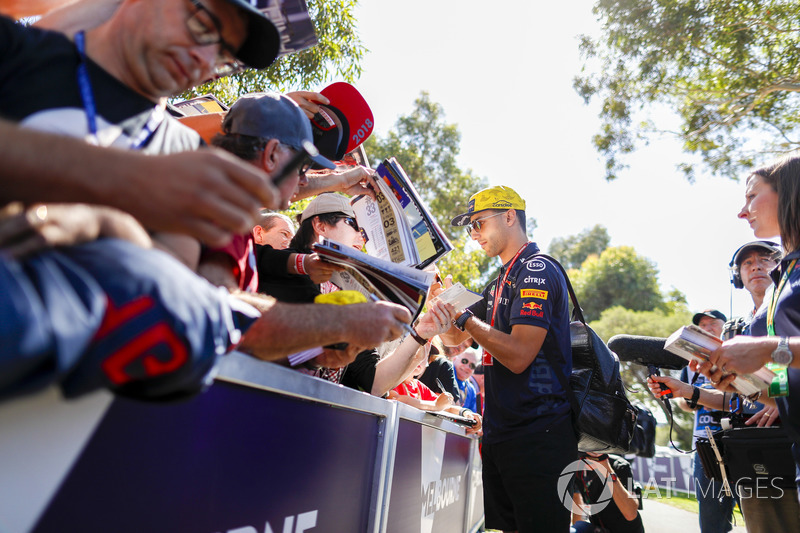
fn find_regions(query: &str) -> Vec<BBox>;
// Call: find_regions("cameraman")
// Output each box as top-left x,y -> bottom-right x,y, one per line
571,453 -> 643,533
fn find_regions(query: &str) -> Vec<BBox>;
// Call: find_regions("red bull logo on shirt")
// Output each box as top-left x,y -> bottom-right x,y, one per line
520,301 -> 544,317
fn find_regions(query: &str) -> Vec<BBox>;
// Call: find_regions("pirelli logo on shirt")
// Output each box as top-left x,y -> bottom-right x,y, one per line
520,289 -> 548,300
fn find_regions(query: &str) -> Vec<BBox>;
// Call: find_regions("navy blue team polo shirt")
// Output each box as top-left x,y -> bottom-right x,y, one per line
750,249 -> 800,482
467,242 -> 572,445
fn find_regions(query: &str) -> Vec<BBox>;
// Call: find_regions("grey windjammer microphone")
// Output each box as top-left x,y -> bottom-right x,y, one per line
608,335 -> 688,370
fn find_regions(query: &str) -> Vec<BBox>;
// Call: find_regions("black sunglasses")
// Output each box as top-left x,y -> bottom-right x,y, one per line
461,358 -> 476,370
272,141 -> 318,187
337,216 -> 360,232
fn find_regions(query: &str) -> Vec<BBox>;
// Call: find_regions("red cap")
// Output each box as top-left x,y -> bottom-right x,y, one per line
311,82 -> 374,161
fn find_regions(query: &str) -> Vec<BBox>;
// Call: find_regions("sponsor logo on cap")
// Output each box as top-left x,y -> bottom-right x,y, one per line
467,199 -> 475,213
521,289 -> 548,300
522,302 -> 543,311
492,200 -> 512,208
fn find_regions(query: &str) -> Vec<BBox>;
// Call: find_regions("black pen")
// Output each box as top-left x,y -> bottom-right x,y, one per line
435,378 -> 446,394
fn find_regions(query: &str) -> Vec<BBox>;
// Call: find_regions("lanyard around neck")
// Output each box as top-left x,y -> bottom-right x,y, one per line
74,31 -> 98,144
74,31 -> 164,150
489,242 -> 531,328
767,259 -> 797,336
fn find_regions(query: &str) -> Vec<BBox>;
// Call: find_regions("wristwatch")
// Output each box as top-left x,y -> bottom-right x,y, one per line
453,309 -> 474,332
609,472 -> 618,483
771,337 -> 793,366
687,386 -> 701,409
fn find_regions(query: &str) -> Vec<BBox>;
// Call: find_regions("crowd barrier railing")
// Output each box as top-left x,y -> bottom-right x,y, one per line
0,352 -> 484,533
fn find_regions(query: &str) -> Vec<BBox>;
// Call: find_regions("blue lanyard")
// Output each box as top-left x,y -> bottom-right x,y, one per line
74,31 -> 164,149
74,31 -> 98,143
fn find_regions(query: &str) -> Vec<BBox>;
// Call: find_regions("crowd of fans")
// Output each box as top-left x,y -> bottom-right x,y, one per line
0,0 -> 482,421
5,2 -> 800,533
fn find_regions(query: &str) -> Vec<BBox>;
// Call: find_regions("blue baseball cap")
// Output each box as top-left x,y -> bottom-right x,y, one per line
222,92 -> 335,169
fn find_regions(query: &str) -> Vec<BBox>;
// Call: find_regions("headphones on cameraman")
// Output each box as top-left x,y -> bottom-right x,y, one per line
729,240 -> 780,289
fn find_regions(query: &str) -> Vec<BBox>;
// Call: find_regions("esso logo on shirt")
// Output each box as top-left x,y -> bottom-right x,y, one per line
525,259 -> 546,272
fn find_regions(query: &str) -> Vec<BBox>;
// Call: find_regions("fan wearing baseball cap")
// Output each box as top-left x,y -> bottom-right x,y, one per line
256,193 -> 359,303
692,309 -> 728,338
198,92 -> 335,292
442,185 -> 576,533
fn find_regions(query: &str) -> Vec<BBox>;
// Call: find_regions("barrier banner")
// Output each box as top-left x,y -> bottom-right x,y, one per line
631,454 -> 695,494
30,382 -> 381,533
387,420 -> 472,533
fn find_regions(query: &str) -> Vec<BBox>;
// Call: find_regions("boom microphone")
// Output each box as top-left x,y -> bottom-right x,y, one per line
607,335 -> 687,370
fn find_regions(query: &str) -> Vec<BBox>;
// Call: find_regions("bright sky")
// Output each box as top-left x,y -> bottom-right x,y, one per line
332,0 -> 769,320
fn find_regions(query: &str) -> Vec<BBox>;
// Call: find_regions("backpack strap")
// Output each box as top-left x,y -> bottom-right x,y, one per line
531,253 -> 581,415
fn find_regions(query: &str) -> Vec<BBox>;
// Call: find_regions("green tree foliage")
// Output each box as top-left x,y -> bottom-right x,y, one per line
590,305 -> 695,448
548,224 -> 611,270
179,0 -> 366,102
570,245 -> 665,321
576,0 -> 800,180
590,305 -> 692,342
365,93 -> 490,240
365,92 -> 507,292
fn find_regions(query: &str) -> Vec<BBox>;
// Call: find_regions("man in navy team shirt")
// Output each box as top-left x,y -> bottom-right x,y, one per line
441,186 -> 576,533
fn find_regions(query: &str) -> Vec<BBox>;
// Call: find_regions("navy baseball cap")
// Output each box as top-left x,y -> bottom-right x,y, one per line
224,0 -> 281,69
222,92 -> 335,169
692,309 -> 727,325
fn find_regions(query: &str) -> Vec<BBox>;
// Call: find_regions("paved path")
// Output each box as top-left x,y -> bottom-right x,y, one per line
640,499 -> 747,533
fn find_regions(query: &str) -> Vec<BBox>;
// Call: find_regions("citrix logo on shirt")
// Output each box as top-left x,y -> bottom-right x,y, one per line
523,276 -> 546,285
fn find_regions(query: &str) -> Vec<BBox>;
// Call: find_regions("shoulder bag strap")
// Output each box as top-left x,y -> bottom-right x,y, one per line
530,253 -> 582,414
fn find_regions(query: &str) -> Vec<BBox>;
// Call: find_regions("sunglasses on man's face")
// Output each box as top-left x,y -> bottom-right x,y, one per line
461,358 -> 476,370
465,211 -> 505,235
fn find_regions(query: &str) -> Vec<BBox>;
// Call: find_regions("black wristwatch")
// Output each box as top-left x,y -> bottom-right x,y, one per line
453,309 -> 474,331
687,386 -> 700,409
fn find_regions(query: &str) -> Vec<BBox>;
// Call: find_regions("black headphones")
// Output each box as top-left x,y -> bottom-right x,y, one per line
729,240 -> 780,289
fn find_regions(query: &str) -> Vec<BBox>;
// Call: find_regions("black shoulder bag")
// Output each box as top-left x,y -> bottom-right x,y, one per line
535,254 -> 638,454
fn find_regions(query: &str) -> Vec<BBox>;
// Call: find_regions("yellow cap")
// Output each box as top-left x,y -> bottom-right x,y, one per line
450,186 -> 526,226
314,290 -> 368,305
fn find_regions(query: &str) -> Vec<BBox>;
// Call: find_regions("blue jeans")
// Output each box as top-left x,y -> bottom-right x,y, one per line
694,455 -> 735,533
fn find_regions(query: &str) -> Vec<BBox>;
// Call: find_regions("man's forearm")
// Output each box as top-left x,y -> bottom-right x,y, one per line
238,301 -> 353,360
609,475 -> 640,521
293,173 -> 342,201
372,335 -> 426,396
0,120 -> 119,205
